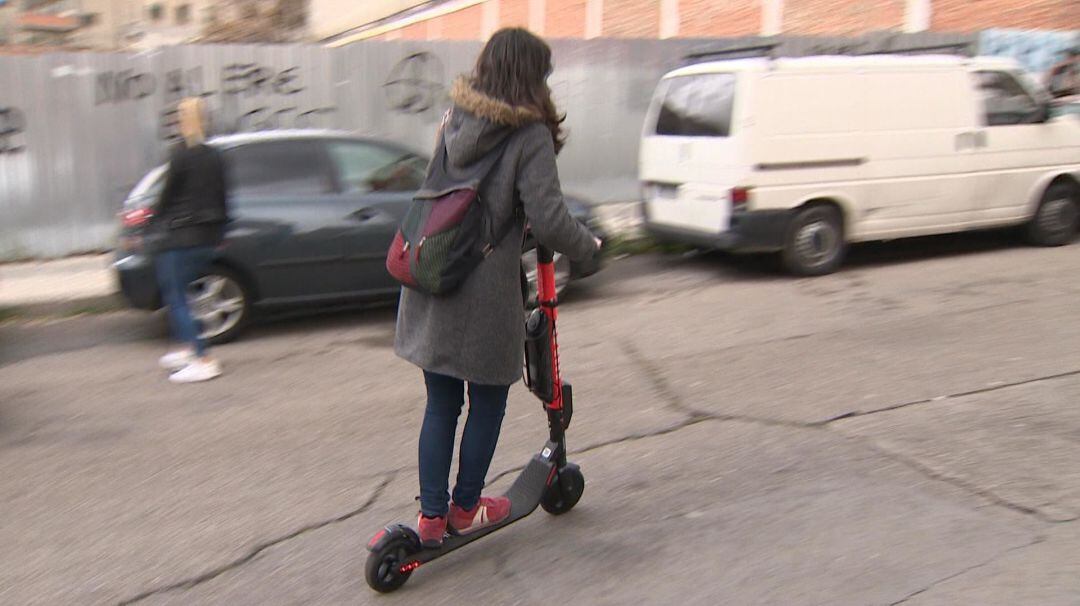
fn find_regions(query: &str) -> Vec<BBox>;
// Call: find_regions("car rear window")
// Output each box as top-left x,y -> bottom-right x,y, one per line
654,73 -> 737,137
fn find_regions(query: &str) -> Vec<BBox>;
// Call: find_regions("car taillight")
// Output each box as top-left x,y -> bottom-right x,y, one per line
121,207 -> 153,228
731,187 -> 751,212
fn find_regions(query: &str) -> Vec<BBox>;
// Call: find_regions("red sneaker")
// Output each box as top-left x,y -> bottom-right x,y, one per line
416,514 -> 447,548
448,496 -> 511,534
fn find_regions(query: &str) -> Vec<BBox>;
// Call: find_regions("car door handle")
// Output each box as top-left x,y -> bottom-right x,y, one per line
349,207 -> 379,222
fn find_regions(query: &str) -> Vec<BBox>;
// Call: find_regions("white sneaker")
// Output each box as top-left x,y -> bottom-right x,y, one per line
169,359 -> 222,384
159,350 -> 195,371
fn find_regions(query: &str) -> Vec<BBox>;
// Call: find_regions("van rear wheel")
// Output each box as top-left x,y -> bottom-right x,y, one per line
1026,183 -> 1080,247
782,205 -> 845,276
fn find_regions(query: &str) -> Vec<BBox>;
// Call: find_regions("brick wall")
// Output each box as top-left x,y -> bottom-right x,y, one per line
679,0 -> 761,37
371,0 -> 1078,42
440,3 -> 483,38
546,0 -> 588,38
500,0 -> 532,28
603,0 -> 660,37
400,21 -> 426,40
932,0 -> 1080,32
783,0 -> 905,35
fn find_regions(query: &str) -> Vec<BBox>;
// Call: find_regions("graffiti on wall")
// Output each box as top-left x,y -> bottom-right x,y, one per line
384,52 -> 446,114
95,70 -> 157,104
93,63 -> 336,141
221,63 -> 305,96
0,106 -> 25,155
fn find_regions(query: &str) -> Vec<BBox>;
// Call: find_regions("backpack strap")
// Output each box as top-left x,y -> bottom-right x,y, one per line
474,137 -> 521,256
481,204 -> 523,257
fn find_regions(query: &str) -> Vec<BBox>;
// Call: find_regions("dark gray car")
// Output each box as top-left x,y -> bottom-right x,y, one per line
114,130 -> 605,343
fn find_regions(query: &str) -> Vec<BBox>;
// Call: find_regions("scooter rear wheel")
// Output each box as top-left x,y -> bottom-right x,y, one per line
365,535 -> 417,593
541,464 -> 585,515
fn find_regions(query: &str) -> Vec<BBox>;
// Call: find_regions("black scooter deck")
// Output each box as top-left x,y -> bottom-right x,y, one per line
408,451 -> 556,565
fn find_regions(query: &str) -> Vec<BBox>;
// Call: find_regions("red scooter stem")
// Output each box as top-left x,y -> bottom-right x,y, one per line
534,244 -> 563,411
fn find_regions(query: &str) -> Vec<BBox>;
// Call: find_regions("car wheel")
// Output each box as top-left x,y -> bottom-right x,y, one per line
782,205 -> 845,276
1026,182 -> 1080,247
187,266 -> 251,345
521,246 -> 572,306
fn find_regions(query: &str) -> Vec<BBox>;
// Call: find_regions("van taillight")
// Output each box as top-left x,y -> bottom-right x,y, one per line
731,187 -> 751,211
121,207 -> 153,228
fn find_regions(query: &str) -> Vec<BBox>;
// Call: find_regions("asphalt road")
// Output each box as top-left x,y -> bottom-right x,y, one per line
2,231 -> 1079,605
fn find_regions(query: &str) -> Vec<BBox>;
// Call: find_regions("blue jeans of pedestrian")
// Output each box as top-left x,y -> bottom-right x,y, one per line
418,371 -> 510,518
156,246 -> 215,357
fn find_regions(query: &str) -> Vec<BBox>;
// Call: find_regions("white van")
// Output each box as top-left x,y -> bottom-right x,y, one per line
639,55 -> 1080,275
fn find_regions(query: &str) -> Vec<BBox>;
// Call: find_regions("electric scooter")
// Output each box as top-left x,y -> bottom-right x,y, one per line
364,244 -> 584,593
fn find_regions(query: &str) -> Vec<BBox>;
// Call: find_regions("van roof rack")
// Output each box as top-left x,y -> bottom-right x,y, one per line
855,42 -> 974,56
683,42 -> 780,63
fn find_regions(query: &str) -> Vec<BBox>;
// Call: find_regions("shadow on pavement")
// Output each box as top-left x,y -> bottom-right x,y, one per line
682,227 -> 1027,279
246,303 -> 398,343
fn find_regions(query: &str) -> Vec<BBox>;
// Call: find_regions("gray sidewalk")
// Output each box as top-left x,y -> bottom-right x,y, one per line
0,253 -> 119,316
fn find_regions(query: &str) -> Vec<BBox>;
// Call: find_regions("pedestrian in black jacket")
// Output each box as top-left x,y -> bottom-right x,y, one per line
152,97 -> 229,383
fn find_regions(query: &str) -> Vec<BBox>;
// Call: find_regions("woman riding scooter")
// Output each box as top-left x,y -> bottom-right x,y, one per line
394,28 -> 601,547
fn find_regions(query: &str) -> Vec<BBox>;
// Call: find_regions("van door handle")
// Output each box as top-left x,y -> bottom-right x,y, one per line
956,131 -> 988,151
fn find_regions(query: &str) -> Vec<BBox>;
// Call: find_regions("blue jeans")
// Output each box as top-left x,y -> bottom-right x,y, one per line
156,246 -> 215,357
419,371 -> 510,518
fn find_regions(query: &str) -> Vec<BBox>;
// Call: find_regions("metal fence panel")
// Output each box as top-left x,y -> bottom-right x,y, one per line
0,30 -> 1069,259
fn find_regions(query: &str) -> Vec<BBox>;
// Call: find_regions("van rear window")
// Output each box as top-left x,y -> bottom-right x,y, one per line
654,74 -> 736,137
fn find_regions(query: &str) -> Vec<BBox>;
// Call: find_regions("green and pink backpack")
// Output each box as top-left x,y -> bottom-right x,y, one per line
385,144 -> 516,295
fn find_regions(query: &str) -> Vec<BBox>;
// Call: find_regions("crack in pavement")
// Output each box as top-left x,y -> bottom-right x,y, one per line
859,439 -> 1079,525
484,416 -> 721,487
821,368 -> 1080,425
486,412 -> 813,488
621,339 -> 716,421
483,337 -> 817,488
888,535 -> 1046,605
114,351 -> 1080,604
618,344 -> 1080,524
115,473 -> 395,606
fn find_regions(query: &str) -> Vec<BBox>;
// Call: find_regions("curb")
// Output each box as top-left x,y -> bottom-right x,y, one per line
0,293 -> 126,322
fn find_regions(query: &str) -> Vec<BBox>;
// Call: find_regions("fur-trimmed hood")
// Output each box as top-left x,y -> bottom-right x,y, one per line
449,77 -> 542,127
443,77 -> 542,168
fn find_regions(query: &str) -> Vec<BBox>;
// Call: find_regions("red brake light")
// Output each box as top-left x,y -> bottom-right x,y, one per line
731,187 -> 751,210
122,207 -> 153,228
367,529 -> 387,550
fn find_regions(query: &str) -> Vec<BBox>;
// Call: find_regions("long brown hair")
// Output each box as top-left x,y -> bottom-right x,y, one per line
472,28 -> 566,153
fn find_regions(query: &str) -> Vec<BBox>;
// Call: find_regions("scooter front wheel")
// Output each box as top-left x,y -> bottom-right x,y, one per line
541,463 -> 585,515
365,529 -> 419,593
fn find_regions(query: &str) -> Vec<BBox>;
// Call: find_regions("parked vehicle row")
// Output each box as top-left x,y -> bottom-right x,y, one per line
116,53 -> 1080,343
640,54 -> 1080,275
115,131 -> 605,343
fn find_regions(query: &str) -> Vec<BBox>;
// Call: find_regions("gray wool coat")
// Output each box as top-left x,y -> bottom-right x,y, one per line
394,79 -> 597,385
